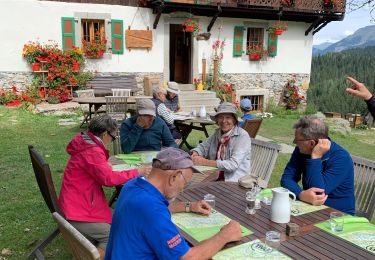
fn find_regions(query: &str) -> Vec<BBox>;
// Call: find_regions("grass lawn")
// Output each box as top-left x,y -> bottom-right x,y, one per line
0,107 -> 374,259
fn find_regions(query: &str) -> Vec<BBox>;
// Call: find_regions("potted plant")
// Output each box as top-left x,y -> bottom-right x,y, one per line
65,46 -> 84,72
22,42 -> 43,71
217,82 -> 237,104
193,78 -> 204,91
82,32 -> 107,59
269,22 -> 288,35
283,79 -> 305,109
182,19 -> 200,35
247,44 -> 268,61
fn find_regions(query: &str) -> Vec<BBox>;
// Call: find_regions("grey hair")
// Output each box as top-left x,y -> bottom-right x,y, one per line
293,116 -> 328,139
152,86 -> 167,98
88,114 -> 118,137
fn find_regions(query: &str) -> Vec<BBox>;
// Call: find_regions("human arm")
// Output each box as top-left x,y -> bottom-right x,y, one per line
180,220 -> 242,260
280,148 -> 303,197
157,103 -> 175,125
191,131 -> 217,158
84,148 -> 138,186
120,119 -> 143,154
160,119 -> 178,148
169,200 -> 211,216
346,76 -> 375,118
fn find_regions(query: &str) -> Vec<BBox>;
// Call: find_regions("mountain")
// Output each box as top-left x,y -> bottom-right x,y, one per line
313,25 -> 375,56
312,42 -> 333,56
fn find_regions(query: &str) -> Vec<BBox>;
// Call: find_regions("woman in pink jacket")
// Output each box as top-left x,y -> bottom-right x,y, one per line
59,115 -> 148,258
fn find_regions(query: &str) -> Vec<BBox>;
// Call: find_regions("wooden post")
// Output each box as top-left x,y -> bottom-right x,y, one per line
202,58 -> 206,85
213,58 -> 219,92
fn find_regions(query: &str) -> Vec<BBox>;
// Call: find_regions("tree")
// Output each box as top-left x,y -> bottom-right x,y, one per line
347,0 -> 375,21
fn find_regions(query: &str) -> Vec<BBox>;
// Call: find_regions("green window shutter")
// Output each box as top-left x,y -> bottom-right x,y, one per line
111,19 -> 124,54
233,26 -> 244,57
61,17 -> 75,50
268,33 -> 278,57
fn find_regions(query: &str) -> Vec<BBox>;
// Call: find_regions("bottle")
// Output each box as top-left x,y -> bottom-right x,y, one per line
199,106 -> 207,118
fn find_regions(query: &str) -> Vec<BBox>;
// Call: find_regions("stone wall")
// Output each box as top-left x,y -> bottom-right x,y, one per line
0,71 -> 163,94
220,73 -> 310,106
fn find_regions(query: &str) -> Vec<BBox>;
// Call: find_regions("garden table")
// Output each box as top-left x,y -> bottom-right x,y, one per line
175,181 -> 374,259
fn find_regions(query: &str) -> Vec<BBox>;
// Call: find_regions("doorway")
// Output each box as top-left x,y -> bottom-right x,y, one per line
169,24 -> 192,83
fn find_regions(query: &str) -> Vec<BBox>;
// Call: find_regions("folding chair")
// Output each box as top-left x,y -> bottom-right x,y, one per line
112,88 -> 131,97
27,145 -> 63,260
52,212 -> 100,260
242,118 -> 263,138
105,96 -> 128,122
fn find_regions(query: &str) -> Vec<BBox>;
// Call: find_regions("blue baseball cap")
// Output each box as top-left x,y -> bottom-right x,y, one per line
240,98 -> 252,111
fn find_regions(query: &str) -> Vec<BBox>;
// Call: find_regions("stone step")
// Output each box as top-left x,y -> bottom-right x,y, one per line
179,98 -> 220,107
177,84 -> 195,91
179,90 -> 217,99
181,105 -> 218,113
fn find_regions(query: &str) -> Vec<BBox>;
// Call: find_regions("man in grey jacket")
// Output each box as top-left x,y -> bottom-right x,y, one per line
191,102 -> 251,182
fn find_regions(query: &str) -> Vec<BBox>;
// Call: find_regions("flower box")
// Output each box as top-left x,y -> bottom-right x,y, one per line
249,54 -> 261,61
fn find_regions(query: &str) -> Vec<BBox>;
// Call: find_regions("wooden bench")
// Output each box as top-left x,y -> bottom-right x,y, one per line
87,75 -> 141,97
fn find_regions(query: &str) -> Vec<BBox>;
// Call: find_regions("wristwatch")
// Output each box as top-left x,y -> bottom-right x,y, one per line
185,201 -> 191,213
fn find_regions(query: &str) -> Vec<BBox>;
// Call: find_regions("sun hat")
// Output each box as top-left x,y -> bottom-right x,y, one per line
152,147 -> 199,173
210,102 -> 238,121
166,82 -> 180,94
137,99 -> 156,117
240,98 -> 252,111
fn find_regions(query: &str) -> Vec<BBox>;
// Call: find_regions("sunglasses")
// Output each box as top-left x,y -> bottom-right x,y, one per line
108,131 -> 117,141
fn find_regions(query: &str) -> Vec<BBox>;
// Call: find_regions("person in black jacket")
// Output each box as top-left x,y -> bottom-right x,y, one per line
346,76 -> 375,118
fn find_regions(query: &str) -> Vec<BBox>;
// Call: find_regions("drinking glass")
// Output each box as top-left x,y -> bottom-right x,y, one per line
265,231 -> 281,249
253,186 -> 261,209
330,212 -> 344,232
203,194 -> 215,211
245,191 -> 256,214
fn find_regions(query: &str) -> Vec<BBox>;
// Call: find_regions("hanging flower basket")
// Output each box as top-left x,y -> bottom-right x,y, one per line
32,63 -> 40,72
269,22 -> 288,36
184,25 -> 195,33
182,19 -> 200,35
274,29 -> 284,35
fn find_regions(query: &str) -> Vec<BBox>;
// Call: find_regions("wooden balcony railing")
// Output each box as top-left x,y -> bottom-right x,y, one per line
160,0 -> 346,13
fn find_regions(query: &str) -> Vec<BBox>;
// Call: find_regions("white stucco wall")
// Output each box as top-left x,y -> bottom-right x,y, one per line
0,0 -> 313,76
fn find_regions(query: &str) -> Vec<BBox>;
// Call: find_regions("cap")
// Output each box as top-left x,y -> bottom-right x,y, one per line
152,147 -> 199,173
240,98 -> 252,111
166,82 -> 180,94
137,99 -> 156,117
210,102 -> 238,121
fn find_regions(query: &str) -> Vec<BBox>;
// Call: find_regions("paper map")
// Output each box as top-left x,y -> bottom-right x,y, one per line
260,189 -> 327,216
315,216 -> 375,254
172,211 -> 252,242
112,164 -> 137,171
213,239 -> 291,260
193,165 -> 218,173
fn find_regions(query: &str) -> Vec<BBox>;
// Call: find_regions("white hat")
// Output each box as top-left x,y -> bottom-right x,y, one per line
166,82 -> 180,94
137,99 -> 156,117
210,102 -> 238,121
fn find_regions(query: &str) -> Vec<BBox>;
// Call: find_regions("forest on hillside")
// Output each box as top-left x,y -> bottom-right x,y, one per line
308,46 -> 375,115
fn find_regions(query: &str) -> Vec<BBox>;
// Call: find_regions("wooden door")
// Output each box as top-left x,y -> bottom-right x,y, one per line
170,24 -> 192,84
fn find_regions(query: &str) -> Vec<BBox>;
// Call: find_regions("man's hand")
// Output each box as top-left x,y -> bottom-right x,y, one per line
191,200 -> 211,216
219,220 -> 242,242
299,188 -> 328,206
137,166 -> 152,177
311,139 -> 331,159
136,115 -> 152,129
346,77 -> 373,101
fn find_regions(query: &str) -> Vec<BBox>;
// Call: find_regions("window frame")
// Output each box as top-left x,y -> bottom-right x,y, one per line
241,95 -> 264,113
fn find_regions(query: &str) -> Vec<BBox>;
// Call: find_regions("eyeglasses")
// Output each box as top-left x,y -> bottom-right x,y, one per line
108,132 -> 117,141
179,172 -> 190,186
293,138 -> 317,144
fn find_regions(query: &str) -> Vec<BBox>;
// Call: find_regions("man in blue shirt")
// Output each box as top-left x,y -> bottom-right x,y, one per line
120,99 -> 177,153
105,147 -> 242,260
281,116 -> 355,215
239,98 -> 256,128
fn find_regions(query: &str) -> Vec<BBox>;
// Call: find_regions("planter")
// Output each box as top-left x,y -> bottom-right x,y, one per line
73,63 -> 80,72
32,63 -> 40,72
274,29 -> 284,35
249,54 -> 262,61
184,25 -> 195,33
286,104 -> 297,110
196,83 -> 204,91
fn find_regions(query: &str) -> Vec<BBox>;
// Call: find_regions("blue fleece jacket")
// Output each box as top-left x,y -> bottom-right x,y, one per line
120,116 -> 177,154
281,141 -> 355,215
239,113 -> 257,128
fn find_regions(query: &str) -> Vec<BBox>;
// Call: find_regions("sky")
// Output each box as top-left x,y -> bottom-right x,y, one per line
313,6 -> 374,45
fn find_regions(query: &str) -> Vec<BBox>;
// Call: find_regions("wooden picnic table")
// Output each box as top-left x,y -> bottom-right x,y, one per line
174,117 -> 216,149
176,181 -> 374,259
73,96 -> 152,120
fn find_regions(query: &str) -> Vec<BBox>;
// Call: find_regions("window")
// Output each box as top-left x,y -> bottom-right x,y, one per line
81,19 -> 105,42
241,95 -> 264,112
246,28 -> 264,53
